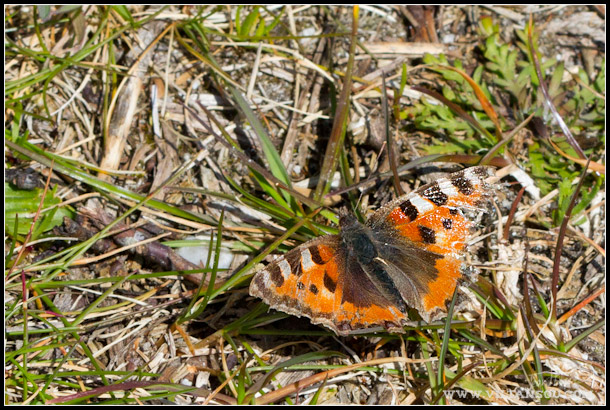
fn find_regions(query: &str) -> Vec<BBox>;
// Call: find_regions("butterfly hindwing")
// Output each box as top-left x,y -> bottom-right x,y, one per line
250,235 -> 409,335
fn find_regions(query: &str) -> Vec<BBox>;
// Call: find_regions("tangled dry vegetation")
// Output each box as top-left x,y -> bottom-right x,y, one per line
5,5 -> 605,405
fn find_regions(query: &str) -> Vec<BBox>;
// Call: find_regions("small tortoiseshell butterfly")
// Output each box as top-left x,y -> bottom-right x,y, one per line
249,167 -> 495,336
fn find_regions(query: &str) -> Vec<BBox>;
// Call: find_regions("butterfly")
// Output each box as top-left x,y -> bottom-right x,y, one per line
249,167 -> 495,336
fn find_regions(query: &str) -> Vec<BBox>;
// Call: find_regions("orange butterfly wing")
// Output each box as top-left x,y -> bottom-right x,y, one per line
249,235 -> 409,336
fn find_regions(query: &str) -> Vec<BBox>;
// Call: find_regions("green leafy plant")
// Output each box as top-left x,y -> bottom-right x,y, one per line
403,17 -> 604,227
235,6 -> 282,39
5,182 -> 74,238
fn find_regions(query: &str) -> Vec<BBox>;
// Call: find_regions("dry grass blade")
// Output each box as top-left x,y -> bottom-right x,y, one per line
381,72 -> 404,196
550,157 -> 592,320
503,186 -> 526,242
254,356 -> 432,405
526,16 -> 587,160
100,22 -> 173,179
313,6 -> 359,202
557,286 -> 606,326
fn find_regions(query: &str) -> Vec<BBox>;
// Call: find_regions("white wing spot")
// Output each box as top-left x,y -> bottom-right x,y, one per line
464,167 -> 483,186
278,259 -> 291,278
438,178 -> 459,198
301,248 -> 315,271
410,194 -> 435,214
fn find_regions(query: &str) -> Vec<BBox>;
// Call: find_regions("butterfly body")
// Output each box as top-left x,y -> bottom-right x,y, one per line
249,167 -> 495,336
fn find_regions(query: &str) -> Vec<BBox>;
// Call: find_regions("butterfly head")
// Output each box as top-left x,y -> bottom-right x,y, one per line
338,208 -> 358,229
